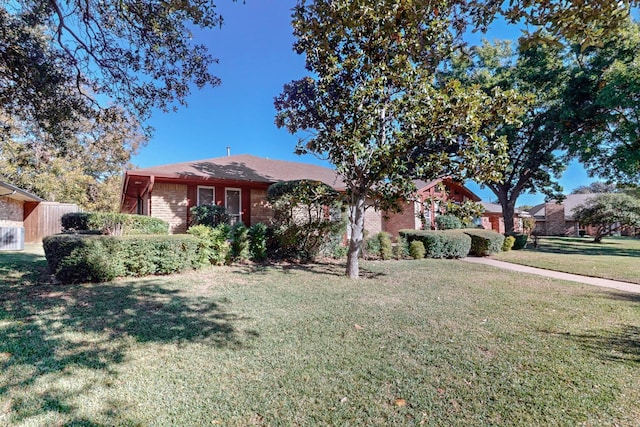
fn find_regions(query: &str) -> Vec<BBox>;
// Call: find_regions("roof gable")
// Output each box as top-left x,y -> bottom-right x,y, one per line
414,178 -> 481,202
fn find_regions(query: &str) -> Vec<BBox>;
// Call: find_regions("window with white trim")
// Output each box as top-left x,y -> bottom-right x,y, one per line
197,186 -> 215,206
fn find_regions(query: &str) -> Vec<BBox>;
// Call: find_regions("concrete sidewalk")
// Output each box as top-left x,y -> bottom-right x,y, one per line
463,257 -> 640,295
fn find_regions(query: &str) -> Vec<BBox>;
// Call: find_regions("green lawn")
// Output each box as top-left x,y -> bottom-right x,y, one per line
494,236 -> 640,284
1,246 -> 639,426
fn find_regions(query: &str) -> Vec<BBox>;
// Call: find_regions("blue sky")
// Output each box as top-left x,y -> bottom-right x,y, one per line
135,0 -> 595,207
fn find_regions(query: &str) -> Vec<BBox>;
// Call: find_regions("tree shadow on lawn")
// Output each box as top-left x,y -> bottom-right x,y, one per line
0,250 -> 47,285
0,274 -> 257,424
530,237 -> 640,258
231,260 -> 386,279
555,325 -> 640,366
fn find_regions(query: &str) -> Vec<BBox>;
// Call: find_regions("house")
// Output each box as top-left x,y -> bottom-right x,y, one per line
529,193 -> 604,236
1,181 -> 42,250
362,178 -> 484,237
120,154 -> 345,233
0,180 -> 79,249
478,201 -> 528,234
121,155 -> 516,238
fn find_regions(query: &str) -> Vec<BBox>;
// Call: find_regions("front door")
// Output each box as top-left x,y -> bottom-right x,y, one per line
225,188 -> 241,225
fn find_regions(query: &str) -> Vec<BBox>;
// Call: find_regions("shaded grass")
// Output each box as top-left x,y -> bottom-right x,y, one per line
494,236 -> 640,284
1,247 -> 639,425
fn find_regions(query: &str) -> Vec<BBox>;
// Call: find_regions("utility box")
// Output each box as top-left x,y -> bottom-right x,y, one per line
0,227 -> 25,251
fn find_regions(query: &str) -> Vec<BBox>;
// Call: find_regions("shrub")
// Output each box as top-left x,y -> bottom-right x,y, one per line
394,235 -> 409,259
209,225 -> 231,265
409,240 -> 425,259
509,233 -> 529,250
187,224 -> 230,266
267,179 -> 343,261
502,235 -> 515,251
436,214 -> 462,230
364,232 -> 381,259
61,212 -> 90,231
190,204 -> 231,227
122,215 -> 169,235
463,229 -> 505,256
319,227 -> 348,259
61,212 -> 168,235
378,232 -> 393,260
248,223 -> 268,261
49,236 -> 121,283
230,223 -> 250,262
187,224 -> 217,267
399,230 -> 471,259
44,234 -> 200,283
502,235 -> 516,252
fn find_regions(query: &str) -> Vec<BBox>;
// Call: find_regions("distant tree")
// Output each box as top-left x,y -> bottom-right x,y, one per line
571,182 -> 618,194
275,0 -> 521,278
443,39 -> 568,234
573,193 -> 640,243
0,109 -> 144,211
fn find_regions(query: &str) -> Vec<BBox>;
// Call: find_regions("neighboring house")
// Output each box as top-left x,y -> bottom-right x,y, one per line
0,180 -> 79,249
358,178 -> 483,237
478,201 -> 528,234
0,181 -> 42,250
121,154 -> 345,233
529,193 -> 604,236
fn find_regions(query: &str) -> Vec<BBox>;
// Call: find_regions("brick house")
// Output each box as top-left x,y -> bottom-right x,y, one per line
0,180 -> 42,250
120,154 -> 345,233
529,194 -> 604,236
478,201 -> 528,234
352,178 -> 485,237
121,155 -> 513,237
1,180 -> 79,249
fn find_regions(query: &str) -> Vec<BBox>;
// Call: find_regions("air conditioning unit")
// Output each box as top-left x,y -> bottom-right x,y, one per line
0,227 -> 25,251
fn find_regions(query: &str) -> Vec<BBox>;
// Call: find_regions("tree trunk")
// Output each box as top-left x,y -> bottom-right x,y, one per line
346,193 -> 366,279
496,189 -> 517,234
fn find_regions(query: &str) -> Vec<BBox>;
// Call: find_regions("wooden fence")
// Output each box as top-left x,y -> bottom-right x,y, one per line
23,202 -> 79,243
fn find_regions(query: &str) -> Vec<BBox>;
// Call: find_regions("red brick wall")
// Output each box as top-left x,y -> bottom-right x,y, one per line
250,189 -> 272,225
544,203 -> 566,236
0,198 -> 23,227
364,207 -> 383,236
384,201 -> 419,238
151,183 -> 189,234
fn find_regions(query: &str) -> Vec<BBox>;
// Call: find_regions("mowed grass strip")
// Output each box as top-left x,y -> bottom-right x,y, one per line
0,249 -> 639,426
494,236 -> 640,284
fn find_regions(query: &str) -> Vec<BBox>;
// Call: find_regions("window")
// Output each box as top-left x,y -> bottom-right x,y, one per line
225,188 -> 241,224
197,186 -> 215,206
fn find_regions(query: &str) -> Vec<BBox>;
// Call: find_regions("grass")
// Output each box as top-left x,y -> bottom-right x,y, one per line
494,236 -> 640,284
1,245 -> 639,426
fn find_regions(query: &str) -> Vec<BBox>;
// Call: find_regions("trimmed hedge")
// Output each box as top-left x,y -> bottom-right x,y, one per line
399,229 -> 471,259
463,229 -> 505,256
43,234 -> 200,283
61,212 -> 169,235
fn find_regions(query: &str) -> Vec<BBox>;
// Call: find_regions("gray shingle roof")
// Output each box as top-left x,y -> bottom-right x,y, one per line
127,154 -> 345,190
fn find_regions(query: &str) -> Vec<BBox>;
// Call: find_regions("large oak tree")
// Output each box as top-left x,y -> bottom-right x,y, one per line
442,40 -> 568,233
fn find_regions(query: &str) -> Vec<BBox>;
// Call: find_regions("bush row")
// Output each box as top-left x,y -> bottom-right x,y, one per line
463,229 -> 505,256
43,234 -> 200,283
61,212 -> 169,235
399,228 -> 516,258
399,230 -> 472,259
